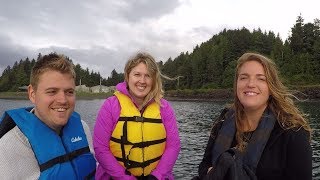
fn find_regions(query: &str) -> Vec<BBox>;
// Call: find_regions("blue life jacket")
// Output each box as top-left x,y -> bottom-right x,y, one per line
1,107 -> 96,180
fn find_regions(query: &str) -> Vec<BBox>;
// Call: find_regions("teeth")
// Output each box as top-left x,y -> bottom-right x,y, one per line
54,108 -> 66,112
245,92 -> 257,96
137,86 -> 145,90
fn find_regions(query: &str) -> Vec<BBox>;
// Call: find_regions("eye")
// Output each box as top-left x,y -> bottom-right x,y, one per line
66,90 -> 75,96
258,76 -> 266,81
46,90 -> 56,95
239,76 -> 247,80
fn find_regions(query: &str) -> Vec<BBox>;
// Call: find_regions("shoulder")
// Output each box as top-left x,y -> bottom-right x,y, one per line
102,95 -> 120,108
80,120 -> 90,133
160,98 -> 174,110
159,98 -> 175,116
0,127 -> 40,178
209,108 -> 231,138
97,96 -> 120,115
210,119 -> 224,139
268,122 -> 311,148
285,126 -> 310,145
1,126 -> 31,147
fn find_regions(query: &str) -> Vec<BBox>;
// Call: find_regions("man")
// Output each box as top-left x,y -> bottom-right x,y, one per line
0,53 -> 96,179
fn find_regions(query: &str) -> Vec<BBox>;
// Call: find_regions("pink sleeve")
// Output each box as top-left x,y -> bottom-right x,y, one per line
151,99 -> 181,180
93,97 -> 135,180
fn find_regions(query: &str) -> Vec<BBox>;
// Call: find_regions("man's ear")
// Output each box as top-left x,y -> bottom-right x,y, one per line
28,85 -> 36,104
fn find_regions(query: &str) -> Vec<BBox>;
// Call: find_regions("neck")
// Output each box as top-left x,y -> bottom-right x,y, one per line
242,106 -> 267,131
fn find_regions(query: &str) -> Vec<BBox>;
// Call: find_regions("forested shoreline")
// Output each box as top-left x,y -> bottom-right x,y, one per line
0,15 -> 319,93
165,85 -> 320,101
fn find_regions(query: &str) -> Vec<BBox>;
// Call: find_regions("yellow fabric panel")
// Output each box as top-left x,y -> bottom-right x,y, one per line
144,161 -> 159,175
114,91 -> 140,116
143,102 -> 161,119
111,121 -> 125,139
126,122 -> 143,143
144,143 -> 166,160
127,148 -> 143,162
142,123 -> 166,141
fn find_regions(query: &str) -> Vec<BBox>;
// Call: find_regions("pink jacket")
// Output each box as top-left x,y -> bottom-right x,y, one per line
93,82 -> 180,180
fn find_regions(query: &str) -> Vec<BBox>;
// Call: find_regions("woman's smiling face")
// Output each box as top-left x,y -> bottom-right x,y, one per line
236,60 -> 270,112
127,62 -> 153,106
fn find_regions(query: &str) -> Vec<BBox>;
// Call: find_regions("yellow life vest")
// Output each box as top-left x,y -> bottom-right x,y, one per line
110,91 -> 166,177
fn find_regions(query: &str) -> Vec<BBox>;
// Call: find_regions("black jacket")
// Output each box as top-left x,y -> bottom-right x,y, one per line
197,120 -> 312,180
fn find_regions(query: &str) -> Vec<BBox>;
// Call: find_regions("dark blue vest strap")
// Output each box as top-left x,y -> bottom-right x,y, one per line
0,113 -> 16,138
39,146 -> 90,172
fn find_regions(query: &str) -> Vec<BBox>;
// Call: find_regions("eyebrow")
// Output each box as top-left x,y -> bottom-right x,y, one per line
239,73 -> 266,76
45,87 -> 75,91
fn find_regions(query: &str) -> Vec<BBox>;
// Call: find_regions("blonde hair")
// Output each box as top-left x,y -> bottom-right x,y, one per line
124,52 -> 166,109
30,53 -> 75,90
232,52 -> 311,150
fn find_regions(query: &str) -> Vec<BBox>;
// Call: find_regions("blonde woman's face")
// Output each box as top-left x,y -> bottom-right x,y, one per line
237,61 -> 270,112
127,62 -> 153,106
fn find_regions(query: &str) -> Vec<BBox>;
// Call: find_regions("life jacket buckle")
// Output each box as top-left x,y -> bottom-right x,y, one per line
134,116 -> 144,122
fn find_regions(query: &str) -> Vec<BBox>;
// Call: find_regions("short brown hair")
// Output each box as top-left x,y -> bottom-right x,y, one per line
30,53 -> 76,89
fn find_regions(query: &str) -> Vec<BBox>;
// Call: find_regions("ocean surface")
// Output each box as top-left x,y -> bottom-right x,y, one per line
1,99 -> 319,179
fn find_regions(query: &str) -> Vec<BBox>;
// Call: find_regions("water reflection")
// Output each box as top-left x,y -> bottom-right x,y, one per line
0,99 -> 319,179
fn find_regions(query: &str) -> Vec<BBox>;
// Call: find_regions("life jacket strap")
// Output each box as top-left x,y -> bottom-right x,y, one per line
121,119 -> 129,169
84,168 -> 96,180
0,113 -> 16,138
119,116 -> 162,123
39,146 -> 91,172
110,137 -> 166,148
116,155 -> 162,169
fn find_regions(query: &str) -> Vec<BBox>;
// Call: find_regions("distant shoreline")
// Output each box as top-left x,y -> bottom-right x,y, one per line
0,92 -> 112,100
165,85 -> 320,101
1,85 -> 320,101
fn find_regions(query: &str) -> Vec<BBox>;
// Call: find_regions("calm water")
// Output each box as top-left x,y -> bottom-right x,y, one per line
0,99 -> 319,179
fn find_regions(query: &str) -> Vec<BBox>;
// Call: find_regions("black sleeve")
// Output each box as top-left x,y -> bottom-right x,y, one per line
198,120 -> 223,179
286,128 -> 312,180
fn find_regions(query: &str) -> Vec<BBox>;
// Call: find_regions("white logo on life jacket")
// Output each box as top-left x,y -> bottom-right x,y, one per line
71,136 -> 82,143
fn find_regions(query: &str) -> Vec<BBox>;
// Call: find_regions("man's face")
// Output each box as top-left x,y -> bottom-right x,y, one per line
28,70 -> 76,132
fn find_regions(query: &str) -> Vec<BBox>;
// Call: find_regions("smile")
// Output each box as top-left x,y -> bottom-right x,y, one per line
53,108 -> 67,112
137,86 -> 146,90
244,91 -> 258,96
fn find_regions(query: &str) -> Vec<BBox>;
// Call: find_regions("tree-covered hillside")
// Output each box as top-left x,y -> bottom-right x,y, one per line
160,15 -> 320,90
1,15 -> 319,92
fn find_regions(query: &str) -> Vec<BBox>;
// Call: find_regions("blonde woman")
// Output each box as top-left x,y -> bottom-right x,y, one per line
93,52 -> 180,180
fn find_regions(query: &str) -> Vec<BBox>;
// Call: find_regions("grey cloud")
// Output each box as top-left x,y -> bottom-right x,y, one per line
0,35 -> 34,72
0,0 -> 192,79
121,0 -> 181,22
37,46 -> 128,78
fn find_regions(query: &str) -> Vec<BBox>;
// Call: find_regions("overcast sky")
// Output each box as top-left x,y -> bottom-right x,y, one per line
0,0 -> 319,78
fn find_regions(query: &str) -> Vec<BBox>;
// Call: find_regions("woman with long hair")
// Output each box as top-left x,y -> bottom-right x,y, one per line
195,52 -> 312,180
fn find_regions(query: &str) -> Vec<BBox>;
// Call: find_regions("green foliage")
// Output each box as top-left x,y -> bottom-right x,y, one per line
0,53 -> 120,92
2,15 -> 320,92
161,15 -> 320,90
